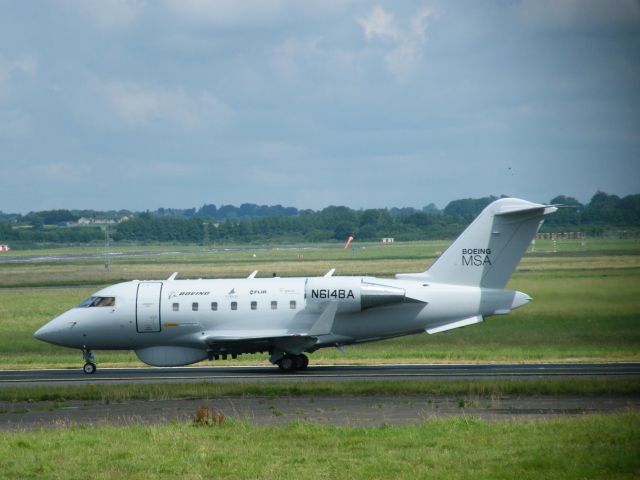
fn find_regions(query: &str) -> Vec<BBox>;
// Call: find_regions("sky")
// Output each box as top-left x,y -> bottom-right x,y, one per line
0,0 -> 639,214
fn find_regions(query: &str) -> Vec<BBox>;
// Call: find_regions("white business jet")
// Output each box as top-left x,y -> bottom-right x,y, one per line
34,198 -> 555,373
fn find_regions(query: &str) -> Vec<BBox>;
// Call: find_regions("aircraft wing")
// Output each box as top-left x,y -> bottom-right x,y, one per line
204,331 -> 319,355
203,303 -> 339,355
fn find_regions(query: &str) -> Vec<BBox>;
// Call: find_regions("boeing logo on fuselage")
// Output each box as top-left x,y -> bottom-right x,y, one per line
168,291 -> 210,299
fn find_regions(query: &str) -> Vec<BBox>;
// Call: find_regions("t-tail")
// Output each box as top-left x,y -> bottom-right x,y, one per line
397,198 -> 557,288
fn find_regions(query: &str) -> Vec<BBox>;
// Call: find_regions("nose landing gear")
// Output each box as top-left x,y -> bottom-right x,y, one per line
82,349 -> 96,374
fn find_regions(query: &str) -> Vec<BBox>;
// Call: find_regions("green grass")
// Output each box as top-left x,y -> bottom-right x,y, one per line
1,268 -> 638,368
1,379 -> 639,403
1,414 -> 638,479
1,239 -> 638,288
0,239 -> 639,368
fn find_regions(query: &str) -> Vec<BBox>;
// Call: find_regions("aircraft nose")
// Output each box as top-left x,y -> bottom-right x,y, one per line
33,322 -> 56,343
33,313 -> 77,346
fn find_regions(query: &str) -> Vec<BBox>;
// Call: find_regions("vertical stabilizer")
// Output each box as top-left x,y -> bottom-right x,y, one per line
398,198 -> 556,288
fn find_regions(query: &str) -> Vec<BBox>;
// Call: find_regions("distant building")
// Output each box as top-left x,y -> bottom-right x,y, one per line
77,216 -> 128,225
0,245 -> 10,252
536,232 -> 583,240
380,237 -> 395,244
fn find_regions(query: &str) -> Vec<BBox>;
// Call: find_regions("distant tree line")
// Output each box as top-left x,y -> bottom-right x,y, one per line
0,222 -> 104,243
1,191 -> 638,245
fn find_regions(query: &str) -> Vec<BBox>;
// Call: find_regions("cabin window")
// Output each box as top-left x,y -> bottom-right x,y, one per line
251,301 -> 257,310
77,296 -> 116,308
172,303 -> 179,312
271,301 -> 277,310
231,301 -> 238,311
290,300 -> 296,310
211,302 -> 218,311
192,302 -> 198,312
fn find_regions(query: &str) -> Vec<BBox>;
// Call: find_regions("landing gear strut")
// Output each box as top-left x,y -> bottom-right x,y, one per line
277,354 -> 309,372
82,349 -> 96,374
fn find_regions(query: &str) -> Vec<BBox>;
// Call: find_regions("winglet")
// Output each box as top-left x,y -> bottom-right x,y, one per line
167,272 -> 178,281
324,268 -> 336,277
248,270 -> 258,279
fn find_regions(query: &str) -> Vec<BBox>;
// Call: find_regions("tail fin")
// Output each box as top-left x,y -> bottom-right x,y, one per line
397,198 -> 556,288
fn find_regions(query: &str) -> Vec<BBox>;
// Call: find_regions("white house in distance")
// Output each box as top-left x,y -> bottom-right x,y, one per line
77,216 -> 129,225
380,237 -> 394,244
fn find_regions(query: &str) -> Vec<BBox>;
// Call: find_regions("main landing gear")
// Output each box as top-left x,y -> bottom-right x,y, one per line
277,354 -> 309,372
82,349 -> 96,374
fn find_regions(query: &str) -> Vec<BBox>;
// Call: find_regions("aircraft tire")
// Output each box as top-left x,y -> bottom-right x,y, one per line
292,355 -> 304,370
83,362 -> 96,374
299,354 -> 309,370
278,356 -> 295,372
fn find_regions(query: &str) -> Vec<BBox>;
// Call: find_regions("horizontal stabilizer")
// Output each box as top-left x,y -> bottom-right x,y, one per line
495,204 -> 557,216
426,315 -> 483,334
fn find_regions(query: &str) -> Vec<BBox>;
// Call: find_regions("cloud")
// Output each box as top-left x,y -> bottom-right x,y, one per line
89,79 -> 235,130
519,0 -> 640,31
0,54 -> 37,97
258,140 -> 308,159
357,6 -> 400,41
270,36 -> 361,84
162,0 -> 352,29
29,161 -> 92,183
58,0 -> 144,30
126,160 -> 203,178
357,6 -> 436,79
0,110 -> 32,139
163,0 -> 285,27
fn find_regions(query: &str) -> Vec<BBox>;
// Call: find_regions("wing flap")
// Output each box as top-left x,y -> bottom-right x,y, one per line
204,331 -> 318,355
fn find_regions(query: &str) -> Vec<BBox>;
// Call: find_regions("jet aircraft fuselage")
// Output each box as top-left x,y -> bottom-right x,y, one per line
34,198 -> 556,373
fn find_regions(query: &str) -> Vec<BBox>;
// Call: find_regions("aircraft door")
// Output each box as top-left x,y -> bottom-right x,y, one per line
136,282 -> 162,333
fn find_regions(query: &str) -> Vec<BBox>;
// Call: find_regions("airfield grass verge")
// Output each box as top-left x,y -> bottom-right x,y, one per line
1,413 -> 638,479
1,378 -> 639,403
1,239 -> 639,367
1,264 -> 638,368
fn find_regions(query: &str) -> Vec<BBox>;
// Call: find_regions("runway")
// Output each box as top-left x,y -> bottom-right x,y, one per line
1,362 -> 639,387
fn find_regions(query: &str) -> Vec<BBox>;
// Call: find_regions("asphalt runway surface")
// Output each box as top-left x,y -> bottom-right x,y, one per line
1,362 -> 638,387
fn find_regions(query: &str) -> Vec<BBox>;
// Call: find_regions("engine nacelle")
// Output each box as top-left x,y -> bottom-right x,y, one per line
305,277 -> 406,313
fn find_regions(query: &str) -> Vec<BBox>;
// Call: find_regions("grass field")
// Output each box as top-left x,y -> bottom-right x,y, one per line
1,414 -> 638,479
0,239 -> 639,368
1,378 -> 638,403
1,240 -> 639,478
1,239 -> 638,287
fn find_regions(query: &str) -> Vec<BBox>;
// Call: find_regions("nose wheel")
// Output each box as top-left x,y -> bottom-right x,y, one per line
82,349 -> 96,374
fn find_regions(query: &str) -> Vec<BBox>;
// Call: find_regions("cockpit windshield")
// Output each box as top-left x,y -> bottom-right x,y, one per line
77,296 -> 116,308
